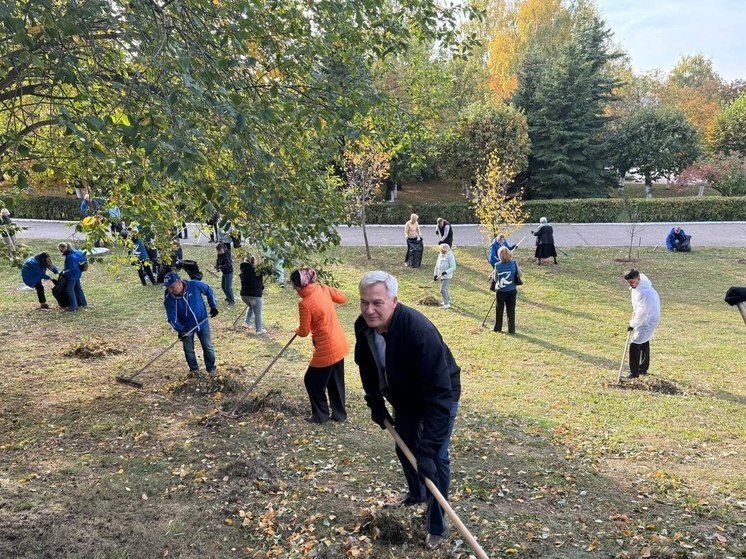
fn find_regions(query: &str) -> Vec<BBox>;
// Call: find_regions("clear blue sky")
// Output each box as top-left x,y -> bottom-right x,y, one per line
596,0 -> 746,81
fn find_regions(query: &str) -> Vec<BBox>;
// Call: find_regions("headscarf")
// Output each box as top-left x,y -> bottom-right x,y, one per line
293,267 -> 317,288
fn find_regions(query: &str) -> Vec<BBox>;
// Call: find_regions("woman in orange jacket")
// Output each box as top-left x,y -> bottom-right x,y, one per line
291,268 -> 350,423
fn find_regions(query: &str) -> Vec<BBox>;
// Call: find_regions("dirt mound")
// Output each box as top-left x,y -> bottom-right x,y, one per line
606,377 -> 683,395
64,340 -> 124,359
418,295 -> 440,306
215,458 -> 275,482
219,389 -> 305,417
169,370 -> 242,395
358,510 -> 411,544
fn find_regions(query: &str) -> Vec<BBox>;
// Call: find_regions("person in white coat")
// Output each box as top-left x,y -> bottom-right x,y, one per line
433,243 -> 457,309
624,269 -> 661,378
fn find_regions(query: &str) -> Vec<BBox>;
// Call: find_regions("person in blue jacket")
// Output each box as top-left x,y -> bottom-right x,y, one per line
493,246 -> 521,334
665,226 -> 691,252
79,194 -> 99,218
163,272 -> 219,374
132,235 -> 157,286
57,242 -> 88,311
21,252 -> 59,309
488,234 -> 517,267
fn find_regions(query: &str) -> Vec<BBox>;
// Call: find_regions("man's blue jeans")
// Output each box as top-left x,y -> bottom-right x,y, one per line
182,322 -> 216,373
394,400 -> 458,537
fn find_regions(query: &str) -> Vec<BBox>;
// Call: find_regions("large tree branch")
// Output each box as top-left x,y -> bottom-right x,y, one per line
0,118 -> 58,158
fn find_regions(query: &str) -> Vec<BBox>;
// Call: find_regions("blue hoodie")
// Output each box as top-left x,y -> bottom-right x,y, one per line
164,280 -> 218,333
21,254 -> 58,287
488,238 -> 516,266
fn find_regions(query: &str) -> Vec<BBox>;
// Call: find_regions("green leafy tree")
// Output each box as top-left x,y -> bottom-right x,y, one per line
0,0 -> 476,265
611,106 -> 700,198
514,12 -> 622,198
438,103 -> 530,196
707,94 -> 746,156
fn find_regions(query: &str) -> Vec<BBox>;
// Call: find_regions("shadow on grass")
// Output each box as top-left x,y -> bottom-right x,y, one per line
512,331 -> 618,369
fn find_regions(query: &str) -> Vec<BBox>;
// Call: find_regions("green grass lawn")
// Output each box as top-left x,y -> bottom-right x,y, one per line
1,242 -> 744,558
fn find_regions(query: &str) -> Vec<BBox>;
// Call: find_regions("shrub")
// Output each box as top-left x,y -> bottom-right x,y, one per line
366,196 -> 746,224
2,196 -> 81,220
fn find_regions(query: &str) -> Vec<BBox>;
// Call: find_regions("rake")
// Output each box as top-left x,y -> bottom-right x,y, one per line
384,420 -> 490,559
115,318 -> 208,388
217,333 -> 297,419
232,305 -> 250,327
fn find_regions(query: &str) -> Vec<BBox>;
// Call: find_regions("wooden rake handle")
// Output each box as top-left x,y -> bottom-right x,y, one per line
384,420 -> 490,559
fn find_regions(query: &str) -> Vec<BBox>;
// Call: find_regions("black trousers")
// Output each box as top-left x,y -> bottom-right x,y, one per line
495,290 -> 517,333
629,341 -> 650,375
137,264 -> 157,285
34,280 -> 47,304
304,359 -> 346,423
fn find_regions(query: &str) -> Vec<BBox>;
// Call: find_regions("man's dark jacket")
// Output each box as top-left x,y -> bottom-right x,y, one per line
354,303 -> 461,459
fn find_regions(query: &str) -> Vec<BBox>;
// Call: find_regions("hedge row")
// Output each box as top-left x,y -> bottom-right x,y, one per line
366,196 -> 746,224
4,194 -> 746,224
3,196 -> 81,220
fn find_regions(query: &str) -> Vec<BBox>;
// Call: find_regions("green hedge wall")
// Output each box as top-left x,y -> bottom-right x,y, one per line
5,194 -> 746,224
366,196 -> 746,224
3,196 -> 81,220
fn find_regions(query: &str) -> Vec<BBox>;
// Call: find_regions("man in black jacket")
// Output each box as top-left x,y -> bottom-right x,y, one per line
354,271 -> 461,550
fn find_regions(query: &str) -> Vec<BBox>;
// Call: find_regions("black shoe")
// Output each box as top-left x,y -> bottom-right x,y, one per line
304,415 -> 329,424
425,533 -> 444,550
39,303 -> 50,310
383,493 -> 424,508
639,370 -> 648,375
493,327 -> 501,332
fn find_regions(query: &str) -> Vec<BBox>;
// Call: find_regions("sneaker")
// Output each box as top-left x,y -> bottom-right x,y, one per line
425,534 -> 443,549
442,304 -> 451,309
383,493 -> 424,508
256,329 -> 267,335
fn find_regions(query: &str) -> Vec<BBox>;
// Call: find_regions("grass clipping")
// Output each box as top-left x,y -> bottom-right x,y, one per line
64,339 -> 125,359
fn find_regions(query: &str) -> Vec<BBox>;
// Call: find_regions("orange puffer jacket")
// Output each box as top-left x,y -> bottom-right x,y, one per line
295,283 -> 350,367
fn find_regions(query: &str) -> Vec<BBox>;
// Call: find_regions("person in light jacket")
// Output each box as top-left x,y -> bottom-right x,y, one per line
291,267 -> 349,424
624,269 -> 661,378
433,243 -> 456,309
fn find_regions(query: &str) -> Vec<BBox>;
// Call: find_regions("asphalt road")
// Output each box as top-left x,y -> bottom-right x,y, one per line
12,219 -> 746,248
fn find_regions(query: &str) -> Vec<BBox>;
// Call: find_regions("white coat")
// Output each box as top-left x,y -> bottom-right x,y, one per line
434,250 -> 456,280
629,274 -> 660,343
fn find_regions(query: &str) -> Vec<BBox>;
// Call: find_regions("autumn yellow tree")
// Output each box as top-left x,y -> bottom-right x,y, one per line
344,141 -> 390,260
486,0 -> 574,100
472,150 -> 528,243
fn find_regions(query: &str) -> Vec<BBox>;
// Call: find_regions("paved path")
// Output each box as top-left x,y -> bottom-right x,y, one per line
13,219 -> 746,248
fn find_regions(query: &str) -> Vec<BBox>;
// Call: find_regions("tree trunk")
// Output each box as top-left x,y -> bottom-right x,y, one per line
645,176 -> 653,199
361,204 -> 371,260
618,172 -> 625,194
698,183 -> 705,197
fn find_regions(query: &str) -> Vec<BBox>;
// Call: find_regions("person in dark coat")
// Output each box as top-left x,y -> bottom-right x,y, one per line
435,217 -> 453,248
21,252 -> 59,309
163,272 -> 219,374
57,242 -> 88,311
532,217 -> 557,265
239,255 -> 266,334
493,246 -> 521,333
132,236 -> 157,286
355,271 -> 461,550
215,242 -> 235,306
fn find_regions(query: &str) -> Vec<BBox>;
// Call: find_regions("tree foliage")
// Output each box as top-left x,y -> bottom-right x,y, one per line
707,93 -> 746,157
514,12 -> 622,198
438,103 -> 530,193
611,106 -> 700,197
471,150 -> 527,239
0,0 -> 476,264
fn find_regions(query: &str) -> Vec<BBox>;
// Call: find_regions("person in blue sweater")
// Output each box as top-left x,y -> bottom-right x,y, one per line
163,272 -> 219,374
488,234 -> 517,267
21,252 -> 59,309
57,242 -> 88,311
665,226 -> 691,252
493,246 -> 521,333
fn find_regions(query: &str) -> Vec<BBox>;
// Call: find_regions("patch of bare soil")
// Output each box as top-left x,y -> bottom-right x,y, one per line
168,370 -> 242,395
418,295 -> 440,306
737,258 -> 746,265
64,339 -> 124,359
605,377 -> 683,395
358,510 -> 416,545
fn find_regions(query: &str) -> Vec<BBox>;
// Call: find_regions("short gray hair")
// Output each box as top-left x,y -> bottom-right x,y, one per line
359,271 -> 398,298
